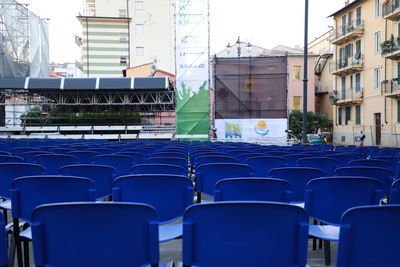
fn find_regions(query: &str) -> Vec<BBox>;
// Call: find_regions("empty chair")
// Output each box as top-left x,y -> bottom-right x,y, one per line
214,178 -> 292,202
130,163 -> 187,176
67,151 -> 101,164
48,148 -> 75,154
300,151 -> 326,157
60,164 -> 116,199
37,146 -> 57,152
297,157 -> 338,176
336,205 -> 400,267
194,155 -> 238,167
0,152 -> 9,156
113,174 -> 193,242
325,153 -> 365,167
371,156 -> 400,172
146,157 -> 188,170
334,146 -> 350,153
31,203 -> 159,267
0,155 -> 24,163
236,153 -> 265,163
379,148 -> 398,157
268,167 -> 325,202
265,151 -> 290,157
196,163 -> 253,201
322,144 -> 334,151
34,154 -> 79,175
182,202 -> 309,267
10,147 -> 39,157
283,154 -> 311,167
389,179 -> 400,204
152,152 -> 187,159
305,177 -> 383,265
226,150 -> 251,158
334,166 -> 394,197
116,152 -> 146,164
21,151 -> 53,163
0,213 -> 7,267
87,148 -> 113,155
93,154 -> 135,177
246,156 -> 287,177
349,159 -> 392,169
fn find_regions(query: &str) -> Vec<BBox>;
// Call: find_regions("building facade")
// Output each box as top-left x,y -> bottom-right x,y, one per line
329,0 -> 400,147
77,0 -> 174,78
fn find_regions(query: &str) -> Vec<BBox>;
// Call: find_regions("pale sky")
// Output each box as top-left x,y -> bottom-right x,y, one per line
21,0 -> 345,63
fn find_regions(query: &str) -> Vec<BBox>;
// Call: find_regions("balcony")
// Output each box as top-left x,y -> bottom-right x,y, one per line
331,20 -> 364,46
330,88 -> 364,106
330,56 -> 363,76
382,39 -> 400,60
382,79 -> 400,98
383,0 -> 400,21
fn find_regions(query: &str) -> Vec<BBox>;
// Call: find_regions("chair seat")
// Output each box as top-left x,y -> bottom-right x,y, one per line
20,226 -> 31,240
0,200 -> 11,210
309,224 -> 340,242
159,223 -> 182,242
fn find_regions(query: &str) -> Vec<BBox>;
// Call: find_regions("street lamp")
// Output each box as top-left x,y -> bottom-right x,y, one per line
226,43 -> 232,54
226,37 -> 252,57
236,36 -> 241,57
246,42 -> 252,54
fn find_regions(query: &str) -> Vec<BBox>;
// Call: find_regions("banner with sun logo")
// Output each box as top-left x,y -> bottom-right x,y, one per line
215,119 -> 287,141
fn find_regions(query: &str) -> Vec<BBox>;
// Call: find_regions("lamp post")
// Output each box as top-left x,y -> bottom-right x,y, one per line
302,0 -> 309,144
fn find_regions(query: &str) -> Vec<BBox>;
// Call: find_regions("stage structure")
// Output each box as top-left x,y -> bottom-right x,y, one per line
0,77 -> 177,139
213,56 -> 288,143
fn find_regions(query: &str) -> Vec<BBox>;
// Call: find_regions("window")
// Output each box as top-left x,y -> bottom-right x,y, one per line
374,31 -> 381,54
356,7 -> 362,26
398,100 -> 400,123
348,11 -> 353,27
374,67 -> 381,90
293,96 -> 301,110
338,107 -> 343,125
119,33 -> 128,42
356,105 -> 361,125
119,9 -> 127,18
375,0 -> 381,18
345,107 -> 351,125
136,24 -> 144,33
136,47 -> 144,56
341,77 -> 346,100
350,75 -> 353,90
293,66 -> 301,80
136,1 -> 144,10
342,15 -> 347,35
356,73 -> 361,93
120,56 -> 127,65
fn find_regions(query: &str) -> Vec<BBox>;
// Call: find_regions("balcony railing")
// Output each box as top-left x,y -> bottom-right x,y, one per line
333,87 -> 364,105
382,38 -> 400,59
331,19 -> 364,45
383,0 -> 400,20
382,79 -> 400,97
330,55 -> 363,76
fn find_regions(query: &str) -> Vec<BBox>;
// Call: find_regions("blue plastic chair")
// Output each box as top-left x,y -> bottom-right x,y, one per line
146,157 -> 188,170
336,205 -> 400,267
283,154 -> 311,167
334,146 -> 350,153
305,177 -> 383,265
87,148 -> 113,154
268,167 -> 325,202
389,179 -> 400,204
349,159 -> 392,169
60,164 -> 116,200
48,148 -> 75,154
10,147 -> 39,157
325,153 -> 365,167
0,155 -> 24,163
0,152 -> 9,156
265,151 -> 290,157
31,202 -> 159,267
113,174 -> 193,242
34,154 -> 79,175
0,212 -> 7,267
116,152 -> 146,164
93,154 -> 136,177
214,178 -> 292,202
297,157 -> 338,176
196,163 -> 253,201
182,202 -> 309,267
246,156 -> 287,177
66,151 -> 101,164
21,152 -> 52,163
130,164 -> 187,176
334,166 -> 394,197
379,148 -> 398,157
236,153 -> 266,163
152,152 -> 187,159
371,156 -> 400,172
194,155 -> 237,167
11,176 -> 96,267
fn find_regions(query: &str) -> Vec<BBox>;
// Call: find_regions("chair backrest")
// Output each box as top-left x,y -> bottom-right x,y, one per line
113,174 -> 193,223
60,164 -> 116,199
325,153 -> 365,167
379,148 -> 398,157
283,154 -> 311,166
0,212 -> 8,266
87,148 -> 113,154
268,167 -> 325,202
0,155 -> 24,163
145,157 -> 188,170
246,156 -> 287,177
182,202 -> 309,267
130,163 -> 187,176
236,153 -> 266,163
34,154 -> 79,175
348,159 -> 392,169
93,155 -> 135,177
11,176 -> 95,222
305,177 -> 383,225
265,151 -> 290,157
334,166 -> 394,196
214,178 -> 292,202
10,147 -> 39,156
194,155 -> 238,166
21,152 -> 53,163
48,148 -> 75,154
337,205 -> 400,267
196,163 -> 253,197
31,203 -> 159,267
0,151 -> 10,156
297,157 -> 338,176
389,179 -> 400,204
115,152 -> 146,163
152,152 -> 187,159
371,156 -> 400,172
0,163 -> 46,199
67,151 -> 101,164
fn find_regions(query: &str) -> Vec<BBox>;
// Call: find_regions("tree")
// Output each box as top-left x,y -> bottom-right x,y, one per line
289,110 -> 332,139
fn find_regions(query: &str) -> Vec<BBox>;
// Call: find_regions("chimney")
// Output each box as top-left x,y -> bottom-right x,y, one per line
345,0 -> 350,6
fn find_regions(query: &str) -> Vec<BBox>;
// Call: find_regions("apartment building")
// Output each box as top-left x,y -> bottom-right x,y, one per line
329,0 -> 400,146
77,0 -> 174,77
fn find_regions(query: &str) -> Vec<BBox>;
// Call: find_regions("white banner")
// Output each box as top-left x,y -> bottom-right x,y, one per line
215,119 -> 288,141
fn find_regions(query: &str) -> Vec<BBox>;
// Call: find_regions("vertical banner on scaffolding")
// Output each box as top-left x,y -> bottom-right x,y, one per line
175,0 -> 210,135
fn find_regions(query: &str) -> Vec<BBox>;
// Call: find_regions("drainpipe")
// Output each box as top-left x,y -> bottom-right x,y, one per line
384,19 -> 388,124
86,17 -> 90,77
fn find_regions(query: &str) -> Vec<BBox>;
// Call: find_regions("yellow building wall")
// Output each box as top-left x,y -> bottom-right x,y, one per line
125,63 -> 153,77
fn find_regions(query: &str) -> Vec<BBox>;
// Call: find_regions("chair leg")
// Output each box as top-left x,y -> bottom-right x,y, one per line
319,221 -> 323,249
196,192 -> 201,203
2,209 -> 7,226
8,234 -> 15,267
23,239 -> 29,267
312,219 -> 317,250
324,240 -> 331,265
12,218 -> 23,267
